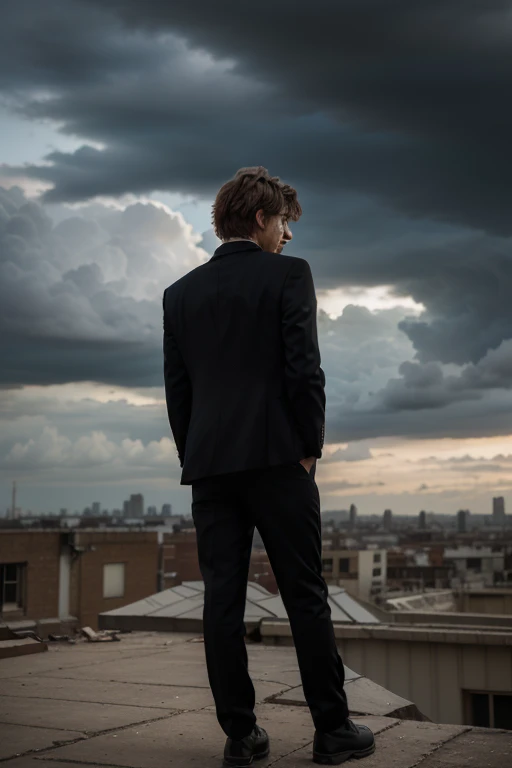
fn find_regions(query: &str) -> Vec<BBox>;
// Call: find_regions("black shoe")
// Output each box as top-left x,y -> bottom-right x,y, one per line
223,724 -> 270,767
313,719 -> 375,765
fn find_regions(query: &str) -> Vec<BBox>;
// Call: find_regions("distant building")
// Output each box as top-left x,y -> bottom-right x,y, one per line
418,510 -> 427,530
492,496 -> 506,526
321,548 -> 387,601
387,549 -> 454,592
160,530 -> 277,593
457,509 -> 469,533
161,503 -> 172,517
322,530 -> 349,550
121,494 -> 144,518
444,546 -> 505,587
130,494 -> 144,518
383,509 -> 393,531
147,506 -> 157,516
321,510 -> 349,528
349,504 -> 357,531
92,502 -> 101,516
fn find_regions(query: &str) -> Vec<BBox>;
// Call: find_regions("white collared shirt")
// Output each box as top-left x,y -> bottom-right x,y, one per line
224,237 -> 261,247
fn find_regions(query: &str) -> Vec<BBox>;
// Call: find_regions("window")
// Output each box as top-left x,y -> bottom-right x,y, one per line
338,558 -> 350,574
373,553 -> 381,563
372,568 -> 381,577
103,563 -> 125,598
322,558 -> 333,573
467,558 -> 482,569
0,563 -> 25,613
466,692 -> 512,730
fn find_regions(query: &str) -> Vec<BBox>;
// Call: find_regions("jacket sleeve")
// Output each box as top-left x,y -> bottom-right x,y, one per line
281,258 -> 326,458
162,288 -> 192,467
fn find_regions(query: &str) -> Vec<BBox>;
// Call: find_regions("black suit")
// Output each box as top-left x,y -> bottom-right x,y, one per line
163,240 -> 349,740
163,240 -> 325,484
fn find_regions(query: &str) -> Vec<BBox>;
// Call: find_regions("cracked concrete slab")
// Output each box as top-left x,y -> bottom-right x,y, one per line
300,721 -> 468,768
417,729 -> 512,766
39,706 -> 315,768
0,631 -> 508,768
0,723 -> 86,760
0,695 -> 174,733
39,656 -> 212,687
0,632 -> 198,680
0,676 -> 287,710
0,648 -> 177,681
270,676 -> 425,720
3,762 -> 100,768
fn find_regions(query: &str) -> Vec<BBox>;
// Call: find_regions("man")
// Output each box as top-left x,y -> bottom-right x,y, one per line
162,167 -> 375,766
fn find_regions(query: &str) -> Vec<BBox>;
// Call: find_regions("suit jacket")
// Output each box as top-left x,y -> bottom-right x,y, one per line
162,240 -> 325,485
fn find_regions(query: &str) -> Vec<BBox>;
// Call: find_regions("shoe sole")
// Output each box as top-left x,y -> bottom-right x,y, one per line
312,742 -> 376,765
223,746 -> 270,767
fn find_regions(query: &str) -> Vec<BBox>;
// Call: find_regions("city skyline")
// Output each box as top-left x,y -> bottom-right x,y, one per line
3,480 -> 509,524
2,3 -> 512,516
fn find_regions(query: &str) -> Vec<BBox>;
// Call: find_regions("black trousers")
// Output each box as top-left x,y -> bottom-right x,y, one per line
191,462 -> 349,740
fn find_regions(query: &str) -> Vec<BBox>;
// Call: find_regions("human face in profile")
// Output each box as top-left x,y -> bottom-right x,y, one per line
275,216 -> 293,254
254,208 -> 293,253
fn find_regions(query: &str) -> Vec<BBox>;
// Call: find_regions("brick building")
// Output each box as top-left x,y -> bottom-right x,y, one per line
0,531 -> 61,621
161,531 -> 201,589
0,527 -> 278,632
0,529 -> 159,630
161,530 -> 278,594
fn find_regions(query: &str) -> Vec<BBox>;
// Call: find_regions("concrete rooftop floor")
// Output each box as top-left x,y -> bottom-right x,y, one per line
0,631 -> 510,767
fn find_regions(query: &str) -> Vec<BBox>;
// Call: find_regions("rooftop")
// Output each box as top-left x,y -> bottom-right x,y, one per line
0,631 -> 510,767
99,581 -> 379,633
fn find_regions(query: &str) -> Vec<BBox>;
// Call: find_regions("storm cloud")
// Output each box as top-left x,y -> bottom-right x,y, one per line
1,1 -> 510,231
0,187 -> 207,387
1,0 -> 512,467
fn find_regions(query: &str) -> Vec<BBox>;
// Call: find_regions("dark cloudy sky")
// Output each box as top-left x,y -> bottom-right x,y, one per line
2,0 -> 512,517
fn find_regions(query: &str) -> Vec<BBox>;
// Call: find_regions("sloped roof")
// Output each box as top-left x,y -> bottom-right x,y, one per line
101,581 -> 379,624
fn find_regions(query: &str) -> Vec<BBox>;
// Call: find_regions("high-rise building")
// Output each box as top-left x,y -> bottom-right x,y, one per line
492,497 -> 506,526
11,480 -> 17,520
92,502 -> 101,516
418,510 -> 427,530
383,509 -> 393,531
161,504 -> 172,517
457,509 -> 469,533
130,494 -> 144,518
349,504 -> 357,531
147,506 -> 157,516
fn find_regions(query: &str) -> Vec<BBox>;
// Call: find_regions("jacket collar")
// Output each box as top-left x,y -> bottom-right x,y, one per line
210,240 -> 263,261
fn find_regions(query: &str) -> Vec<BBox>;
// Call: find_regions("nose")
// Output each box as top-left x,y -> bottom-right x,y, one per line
282,222 -> 292,242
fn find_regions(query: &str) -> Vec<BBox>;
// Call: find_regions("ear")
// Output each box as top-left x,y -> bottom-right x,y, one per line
255,208 -> 266,230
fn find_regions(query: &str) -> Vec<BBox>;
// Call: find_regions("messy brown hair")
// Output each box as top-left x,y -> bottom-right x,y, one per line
212,166 -> 302,240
